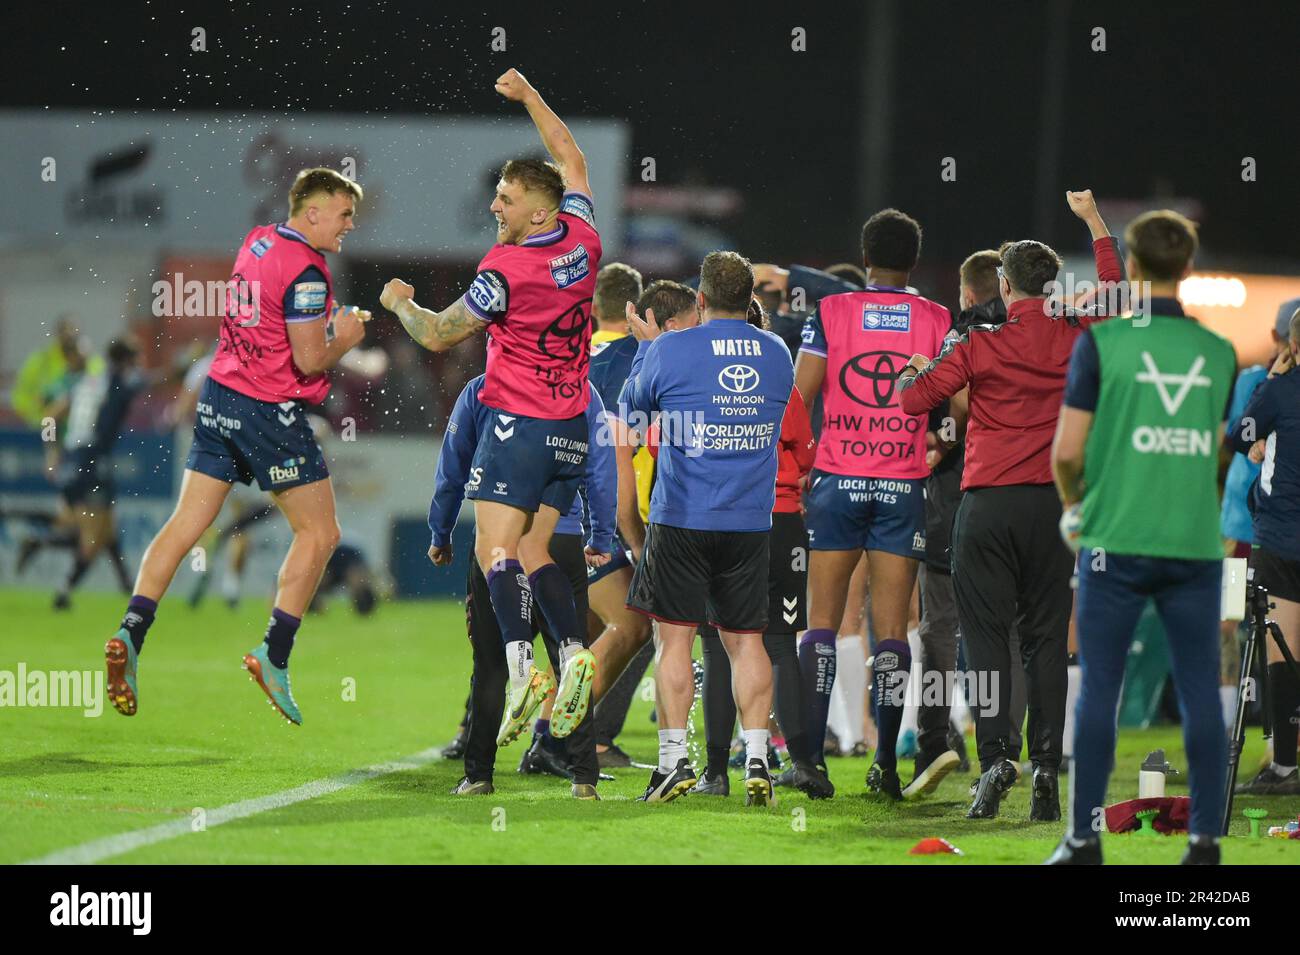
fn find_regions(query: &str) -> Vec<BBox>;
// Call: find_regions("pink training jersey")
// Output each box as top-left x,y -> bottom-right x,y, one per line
799,287 -> 951,479
464,192 -> 602,420
209,223 -> 334,405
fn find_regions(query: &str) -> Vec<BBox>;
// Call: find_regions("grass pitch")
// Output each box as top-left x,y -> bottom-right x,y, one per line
1,589 -> 1296,865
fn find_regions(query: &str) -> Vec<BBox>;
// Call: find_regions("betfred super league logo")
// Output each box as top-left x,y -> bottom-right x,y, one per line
549,243 -> 590,289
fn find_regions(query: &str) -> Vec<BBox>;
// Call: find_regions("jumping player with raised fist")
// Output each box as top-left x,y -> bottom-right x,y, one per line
381,69 -> 607,748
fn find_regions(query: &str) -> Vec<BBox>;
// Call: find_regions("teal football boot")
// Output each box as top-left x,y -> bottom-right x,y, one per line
242,642 -> 303,725
105,630 -> 139,716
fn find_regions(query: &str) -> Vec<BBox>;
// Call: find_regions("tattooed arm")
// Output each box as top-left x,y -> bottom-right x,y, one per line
380,279 -> 487,353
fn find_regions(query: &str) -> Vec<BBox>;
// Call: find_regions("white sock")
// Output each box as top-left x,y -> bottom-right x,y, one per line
827,675 -> 847,750
836,635 -> 867,748
1063,664 -> 1081,758
1270,762 -> 1297,778
658,728 -> 686,773
743,727 -> 770,767
1219,685 -> 1238,733
901,628 -> 923,736
558,639 -> 582,671
505,640 -> 535,689
950,674 -> 971,730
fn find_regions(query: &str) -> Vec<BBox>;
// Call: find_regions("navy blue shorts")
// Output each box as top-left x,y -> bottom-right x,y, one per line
464,405 -> 587,514
186,378 -> 329,492
805,469 -> 925,558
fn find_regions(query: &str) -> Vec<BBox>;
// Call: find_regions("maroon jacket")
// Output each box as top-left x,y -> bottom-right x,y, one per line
899,237 -> 1123,490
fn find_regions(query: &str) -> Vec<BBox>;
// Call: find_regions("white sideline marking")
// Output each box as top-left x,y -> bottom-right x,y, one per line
21,747 -> 443,865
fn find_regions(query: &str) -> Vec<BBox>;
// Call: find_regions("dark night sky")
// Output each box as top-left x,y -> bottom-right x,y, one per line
5,0 -> 1299,289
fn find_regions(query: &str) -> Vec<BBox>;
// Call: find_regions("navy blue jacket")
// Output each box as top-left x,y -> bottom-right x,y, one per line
1231,368 -> 1300,561
589,334 -> 638,411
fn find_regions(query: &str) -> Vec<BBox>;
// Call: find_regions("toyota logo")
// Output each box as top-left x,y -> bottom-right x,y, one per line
537,298 -> 592,361
839,350 -> 910,408
719,364 -> 760,393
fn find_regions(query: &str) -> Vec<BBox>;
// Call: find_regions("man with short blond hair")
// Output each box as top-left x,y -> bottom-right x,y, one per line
591,263 -> 644,350
381,68 -> 608,748
105,166 -> 370,725
288,167 -> 364,216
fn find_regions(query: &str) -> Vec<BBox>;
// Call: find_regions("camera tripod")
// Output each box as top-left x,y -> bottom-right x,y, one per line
1222,580 -> 1300,835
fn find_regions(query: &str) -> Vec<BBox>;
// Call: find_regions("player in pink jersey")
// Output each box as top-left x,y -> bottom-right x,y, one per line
104,168 -> 370,726
380,69 -> 609,750
793,208 -> 952,799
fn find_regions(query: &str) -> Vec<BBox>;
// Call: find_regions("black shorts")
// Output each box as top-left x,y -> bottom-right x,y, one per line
768,511 -> 808,632
627,522 -> 769,632
58,450 -> 113,507
321,544 -> 366,591
1250,545 -> 1300,603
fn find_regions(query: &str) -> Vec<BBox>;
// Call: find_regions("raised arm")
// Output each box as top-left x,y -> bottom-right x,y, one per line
754,264 -> 859,312
1066,189 -> 1125,293
1066,189 -> 1110,243
495,68 -> 592,199
380,279 -> 485,354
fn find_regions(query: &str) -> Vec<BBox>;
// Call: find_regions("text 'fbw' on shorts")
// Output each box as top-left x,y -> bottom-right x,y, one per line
185,377 -> 328,492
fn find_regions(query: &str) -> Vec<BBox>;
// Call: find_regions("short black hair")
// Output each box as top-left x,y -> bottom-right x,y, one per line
861,209 -> 922,272
107,335 -> 140,366
825,263 -> 867,289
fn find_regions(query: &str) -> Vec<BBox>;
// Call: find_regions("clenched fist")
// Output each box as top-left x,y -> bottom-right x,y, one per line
380,279 -> 415,313
1065,189 -> 1098,221
494,68 -> 537,103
